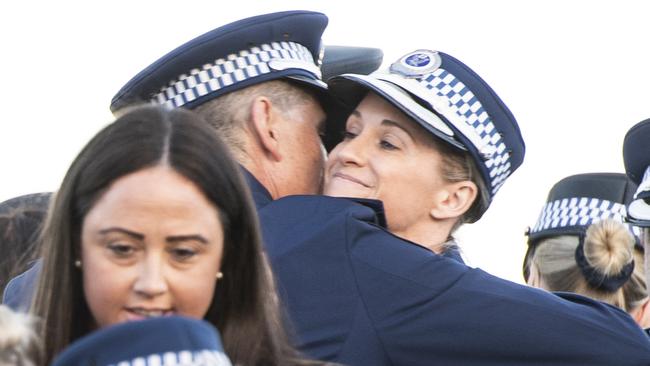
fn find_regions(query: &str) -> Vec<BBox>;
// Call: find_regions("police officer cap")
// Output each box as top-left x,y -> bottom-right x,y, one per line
327,49 -> 525,209
110,10 -> 328,112
321,45 -> 383,81
527,173 -> 639,245
51,316 -> 232,366
623,118 -> 650,226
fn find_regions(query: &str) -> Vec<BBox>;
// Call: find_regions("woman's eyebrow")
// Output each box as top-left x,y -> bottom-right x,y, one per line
381,119 -> 414,139
98,227 -> 144,240
166,234 -> 209,245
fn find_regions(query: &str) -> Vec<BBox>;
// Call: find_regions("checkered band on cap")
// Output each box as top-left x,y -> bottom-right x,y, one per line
152,42 -> 320,109
530,197 -> 635,234
416,69 -> 511,194
110,349 -> 232,366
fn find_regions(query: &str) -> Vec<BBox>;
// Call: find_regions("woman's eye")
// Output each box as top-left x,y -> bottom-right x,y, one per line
379,139 -> 398,150
171,247 -> 197,261
107,243 -> 135,257
342,130 -> 357,140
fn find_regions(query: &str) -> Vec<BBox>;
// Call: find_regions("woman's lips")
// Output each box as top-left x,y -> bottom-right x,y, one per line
124,307 -> 175,321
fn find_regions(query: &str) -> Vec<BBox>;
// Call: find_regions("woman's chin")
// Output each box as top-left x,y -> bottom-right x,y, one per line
324,188 -> 370,199
324,177 -> 374,198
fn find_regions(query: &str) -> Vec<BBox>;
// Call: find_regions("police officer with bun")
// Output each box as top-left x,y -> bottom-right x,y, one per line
524,173 -> 650,328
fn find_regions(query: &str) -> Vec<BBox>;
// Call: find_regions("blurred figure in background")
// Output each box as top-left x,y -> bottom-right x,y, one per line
0,193 -> 50,301
0,304 -> 43,366
524,173 -> 650,328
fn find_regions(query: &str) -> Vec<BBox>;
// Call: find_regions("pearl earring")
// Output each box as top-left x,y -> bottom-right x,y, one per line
74,259 -> 82,268
216,272 -> 224,279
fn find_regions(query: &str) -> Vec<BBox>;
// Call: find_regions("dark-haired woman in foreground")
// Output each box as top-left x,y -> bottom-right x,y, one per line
30,105 -> 324,365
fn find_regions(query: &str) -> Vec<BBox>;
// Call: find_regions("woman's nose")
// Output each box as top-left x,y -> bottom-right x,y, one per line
333,134 -> 368,167
133,256 -> 168,298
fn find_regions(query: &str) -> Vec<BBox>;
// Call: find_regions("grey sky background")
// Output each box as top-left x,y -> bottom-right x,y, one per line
2,0 -> 649,283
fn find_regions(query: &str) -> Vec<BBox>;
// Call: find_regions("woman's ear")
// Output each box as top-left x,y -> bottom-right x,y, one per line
630,298 -> 650,329
249,96 -> 282,162
430,181 -> 477,220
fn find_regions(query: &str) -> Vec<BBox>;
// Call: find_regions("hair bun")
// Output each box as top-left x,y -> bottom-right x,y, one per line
583,219 -> 634,277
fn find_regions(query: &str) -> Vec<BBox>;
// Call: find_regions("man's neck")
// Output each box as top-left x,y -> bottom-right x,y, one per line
240,158 -> 279,200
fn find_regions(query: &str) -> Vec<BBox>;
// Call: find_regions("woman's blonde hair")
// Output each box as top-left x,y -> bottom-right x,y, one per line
525,219 -> 644,311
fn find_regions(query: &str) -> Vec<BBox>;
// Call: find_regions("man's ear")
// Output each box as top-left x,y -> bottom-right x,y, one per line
249,96 -> 282,162
429,181 -> 478,220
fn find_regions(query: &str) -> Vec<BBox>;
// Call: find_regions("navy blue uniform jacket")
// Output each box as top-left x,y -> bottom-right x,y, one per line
5,171 -> 650,365
244,172 -> 650,365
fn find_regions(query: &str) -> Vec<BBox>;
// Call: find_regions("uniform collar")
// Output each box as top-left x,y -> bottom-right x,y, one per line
240,166 -> 273,210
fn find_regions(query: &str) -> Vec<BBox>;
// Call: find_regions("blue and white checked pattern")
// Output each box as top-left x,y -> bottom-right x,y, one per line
416,69 -> 511,195
531,197 -> 630,233
110,350 -> 232,366
152,42 -> 318,109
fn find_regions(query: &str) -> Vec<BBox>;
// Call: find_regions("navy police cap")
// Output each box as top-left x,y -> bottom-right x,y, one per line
328,49 -> 525,208
527,173 -> 640,245
321,46 -> 383,81
623,118 -> 650,226
110,11 -> 328,112
51,316 -> 232,366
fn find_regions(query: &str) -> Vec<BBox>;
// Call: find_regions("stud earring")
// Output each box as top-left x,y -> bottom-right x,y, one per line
216,272 -> 224,279
74,259 -> 82,268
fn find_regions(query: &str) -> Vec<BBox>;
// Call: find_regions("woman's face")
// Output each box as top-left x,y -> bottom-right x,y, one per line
81,165 -> 224,328
324,92 -> 450,239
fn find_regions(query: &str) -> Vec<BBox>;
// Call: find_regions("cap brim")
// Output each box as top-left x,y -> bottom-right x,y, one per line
628,185 -> 650,227
628,199 -> 650,227
286,74 -> 327,92
328,74 -> 466,151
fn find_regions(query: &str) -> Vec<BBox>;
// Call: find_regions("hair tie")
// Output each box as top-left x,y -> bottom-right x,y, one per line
574,240 -> 634,292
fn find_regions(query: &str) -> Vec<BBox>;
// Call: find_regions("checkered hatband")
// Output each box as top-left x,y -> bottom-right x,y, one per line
530,197 -> 638,235
416,69 -> 511,195
152,42 -> 319,108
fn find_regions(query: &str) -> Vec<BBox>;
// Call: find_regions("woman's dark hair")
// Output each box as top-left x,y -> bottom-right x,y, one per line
31,105 -> 314,365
